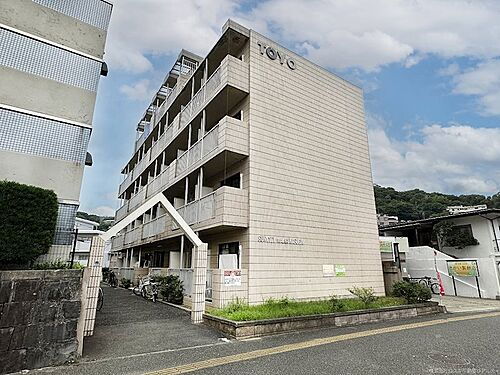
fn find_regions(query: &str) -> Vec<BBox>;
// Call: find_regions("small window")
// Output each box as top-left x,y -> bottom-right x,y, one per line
218,242 -> 240,268
221,173 -> 241,188
452,225 -> 473,237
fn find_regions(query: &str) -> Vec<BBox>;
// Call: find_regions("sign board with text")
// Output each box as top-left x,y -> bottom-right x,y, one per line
223,270 -> 242,286
335,265 -> 346,277
447,260 -> 479,277
379,241 -> 393,253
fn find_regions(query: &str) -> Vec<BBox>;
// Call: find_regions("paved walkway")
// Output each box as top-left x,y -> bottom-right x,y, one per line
432,295 -> 500,313
83,285 -> 223,360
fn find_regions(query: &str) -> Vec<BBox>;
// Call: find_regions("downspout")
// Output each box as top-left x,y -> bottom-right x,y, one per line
479,214 -> 500,252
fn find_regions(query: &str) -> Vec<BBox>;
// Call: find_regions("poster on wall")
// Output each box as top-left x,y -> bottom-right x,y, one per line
323,265 -> 334,277
379,241 -> 393,253
335,265 -> 346,277
223,270 -> 242,286
447,260 -> 479,277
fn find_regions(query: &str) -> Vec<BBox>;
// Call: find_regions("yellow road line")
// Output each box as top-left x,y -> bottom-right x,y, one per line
144,311 -> 500,375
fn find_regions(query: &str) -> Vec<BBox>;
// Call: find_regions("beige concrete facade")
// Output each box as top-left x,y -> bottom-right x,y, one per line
0,0 -> 112,259
111,20 -> 384,305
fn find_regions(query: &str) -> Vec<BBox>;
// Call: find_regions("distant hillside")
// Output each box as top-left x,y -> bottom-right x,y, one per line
374,185 -> 500,221
76,211 -> 114,231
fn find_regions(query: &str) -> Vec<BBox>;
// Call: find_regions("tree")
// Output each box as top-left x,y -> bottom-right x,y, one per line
0,181 -> 58,268
374,185 -> 499,220
433,221 -> 479,249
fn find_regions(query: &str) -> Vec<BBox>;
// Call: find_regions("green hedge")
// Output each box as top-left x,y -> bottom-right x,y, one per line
0,180 -> 58,268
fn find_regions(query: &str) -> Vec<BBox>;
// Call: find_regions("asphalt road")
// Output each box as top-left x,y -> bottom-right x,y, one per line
23,310 -> 500,375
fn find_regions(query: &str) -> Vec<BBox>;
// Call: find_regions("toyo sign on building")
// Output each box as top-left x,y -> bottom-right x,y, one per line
257,41 -> 296,70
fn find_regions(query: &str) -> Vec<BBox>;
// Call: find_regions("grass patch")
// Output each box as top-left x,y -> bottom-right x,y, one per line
210,296 -> 407,321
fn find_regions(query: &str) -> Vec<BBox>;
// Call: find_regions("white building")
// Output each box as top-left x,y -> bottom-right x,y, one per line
110,20 -> 385,307
378,214 -> 399,227
73,217 -> 110,267
380,208 -> 500,299
0,1 -> 112,262
447,205 -> 488,215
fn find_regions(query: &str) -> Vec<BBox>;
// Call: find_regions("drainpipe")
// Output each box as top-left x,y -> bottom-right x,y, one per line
480,214 -> 500,252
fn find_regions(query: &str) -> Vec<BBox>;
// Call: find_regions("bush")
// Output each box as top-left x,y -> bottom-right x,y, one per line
120,278 -> 132,289
158,275 -> 184,305
328,295 -> 346,311
0,181 -> 58,268
348,286 -> 376,307
392,281 -> 432,304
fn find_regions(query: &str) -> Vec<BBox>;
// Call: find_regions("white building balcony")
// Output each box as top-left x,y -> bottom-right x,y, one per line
118,54 -> 249,197
112,186 -> 248,251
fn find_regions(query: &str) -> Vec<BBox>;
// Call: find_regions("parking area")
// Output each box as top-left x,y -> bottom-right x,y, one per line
83,285 -> 224,360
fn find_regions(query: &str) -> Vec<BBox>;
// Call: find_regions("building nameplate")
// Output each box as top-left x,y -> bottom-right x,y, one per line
257,235 -> 304,245
257,41 -> 296,70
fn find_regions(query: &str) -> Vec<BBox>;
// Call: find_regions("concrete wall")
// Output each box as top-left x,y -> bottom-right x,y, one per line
0,0 -> 108,59
440,216 -> 498,258
0,66 -> 97,125
0,150 -> 84,202
406,246 -> 500,299
245,30 -> 384,303
211,269 -> 248,308
0,270 -> 83,374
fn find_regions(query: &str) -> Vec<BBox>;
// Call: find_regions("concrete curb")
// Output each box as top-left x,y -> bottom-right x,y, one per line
203,302 -> 445,339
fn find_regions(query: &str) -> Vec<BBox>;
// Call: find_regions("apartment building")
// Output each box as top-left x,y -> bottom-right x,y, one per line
0,0 -> 112,260
111,20 -> 384,306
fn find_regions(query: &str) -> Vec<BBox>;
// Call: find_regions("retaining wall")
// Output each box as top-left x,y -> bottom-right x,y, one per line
0,269 -> 83,374
204,302 -> 445,339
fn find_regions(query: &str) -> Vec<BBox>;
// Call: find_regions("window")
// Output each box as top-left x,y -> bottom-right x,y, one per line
220,173 -> 241,188
218,242 -> 240,268
452,225 -> 473,237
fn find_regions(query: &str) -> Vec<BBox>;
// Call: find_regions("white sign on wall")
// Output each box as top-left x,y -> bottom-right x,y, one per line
323,264 -> 334,277
223,270 -> 242,286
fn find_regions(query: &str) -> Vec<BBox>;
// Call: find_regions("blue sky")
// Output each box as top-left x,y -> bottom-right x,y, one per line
79,0 -> 500,216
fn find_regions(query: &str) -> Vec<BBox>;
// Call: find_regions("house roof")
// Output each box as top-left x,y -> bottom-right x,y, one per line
379,208 -> 500,232
75,217 -> 100,227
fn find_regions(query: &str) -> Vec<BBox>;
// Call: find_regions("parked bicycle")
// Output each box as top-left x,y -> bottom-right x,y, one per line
409,276 -> 440,294
108,270 -> 118,288
133,276 -> 158,302
96,287 -> 104,311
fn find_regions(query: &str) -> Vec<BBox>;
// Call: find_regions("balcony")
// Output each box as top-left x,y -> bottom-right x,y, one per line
116,116 -> 248,223
111,186 -> 248,250
115,203 -> 129,222
175,116 -> 249,179
124,226 -> 142,245
174,186 -> 248,231
119,55 -> 249,197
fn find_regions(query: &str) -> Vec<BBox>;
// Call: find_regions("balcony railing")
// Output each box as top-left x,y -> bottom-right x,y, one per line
129,188 -> 146,212
117,56 -> 249,215
115,202 -> 129,222
111,234 -> 125,249
174,191 -> 216,228
124,226 -> 141,245
142,214 -> 167,238
176,123 -> 219,176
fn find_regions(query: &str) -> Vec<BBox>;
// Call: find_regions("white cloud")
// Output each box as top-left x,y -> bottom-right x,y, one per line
368,121 -> 500,194
105,0 -> 241,73
242,0 -> 500,72
120,79 -> 154,101
105,0 -> 500,74
451,60 -> 500,116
